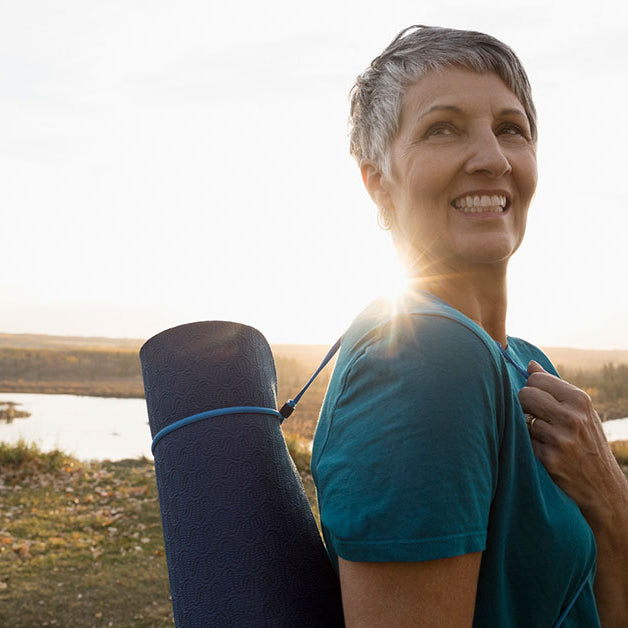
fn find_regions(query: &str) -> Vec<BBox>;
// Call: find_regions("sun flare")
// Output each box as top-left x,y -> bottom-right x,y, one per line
379,265 -> 412,316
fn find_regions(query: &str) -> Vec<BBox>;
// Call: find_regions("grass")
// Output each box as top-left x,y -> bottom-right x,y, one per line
3,433 -> 625,627
285,434 -> 320,526
0,440 -> 65,472
0,437 -> 319,627
0,441 -> 173,627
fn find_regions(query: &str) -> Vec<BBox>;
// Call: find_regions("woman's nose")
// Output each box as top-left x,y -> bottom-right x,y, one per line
464,131 -> 512,178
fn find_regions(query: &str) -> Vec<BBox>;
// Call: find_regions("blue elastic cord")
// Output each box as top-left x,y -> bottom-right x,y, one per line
552,573 -> 590,628
151,406 -> 283,454
279,336 -> 342,419
152,338 -> 343,453
497,344 -> 530,381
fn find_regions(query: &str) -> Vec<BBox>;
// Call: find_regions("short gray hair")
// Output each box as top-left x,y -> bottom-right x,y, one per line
349,25 -> 537,177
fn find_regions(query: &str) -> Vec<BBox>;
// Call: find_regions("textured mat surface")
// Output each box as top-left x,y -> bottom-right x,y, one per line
140,321 -> 344,627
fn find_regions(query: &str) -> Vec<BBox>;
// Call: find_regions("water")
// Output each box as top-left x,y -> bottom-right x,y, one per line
0,392 -> 152,461
1,392 -> 627,461
601,416 -> 628,443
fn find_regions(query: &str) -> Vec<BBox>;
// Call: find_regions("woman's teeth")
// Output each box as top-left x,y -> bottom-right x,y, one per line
452,194 -> 507,213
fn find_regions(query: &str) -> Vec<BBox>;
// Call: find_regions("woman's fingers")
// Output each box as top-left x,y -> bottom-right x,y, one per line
518,384 -> 561,426
525,413 -> 556,444
526,360 -> 544,375
520,360 -> 596,429
525,361 -> 584,403
529,438 -> 559,471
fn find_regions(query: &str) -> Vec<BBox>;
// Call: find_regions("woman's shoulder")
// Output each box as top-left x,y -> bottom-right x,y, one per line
337,291 -> 504,374
317,291 -> 508,443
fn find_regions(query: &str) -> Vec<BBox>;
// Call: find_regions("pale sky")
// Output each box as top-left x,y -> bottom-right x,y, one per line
1,0 -> 627,349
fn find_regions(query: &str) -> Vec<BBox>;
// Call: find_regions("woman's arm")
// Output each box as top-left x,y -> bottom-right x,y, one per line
519,362 -> 628,627
314,316 -> 501,625
339,552 -> 482,627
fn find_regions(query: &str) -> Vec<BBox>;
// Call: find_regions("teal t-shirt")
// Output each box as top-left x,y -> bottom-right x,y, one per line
311,291 -> 600,627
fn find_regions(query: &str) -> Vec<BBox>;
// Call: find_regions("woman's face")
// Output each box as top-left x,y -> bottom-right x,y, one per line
370,68 -> 537,273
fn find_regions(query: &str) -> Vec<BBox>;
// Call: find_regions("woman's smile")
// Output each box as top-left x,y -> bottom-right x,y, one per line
451,191 -> 509,215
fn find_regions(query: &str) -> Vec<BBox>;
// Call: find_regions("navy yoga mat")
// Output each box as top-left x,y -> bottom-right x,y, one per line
140,321 -> 344,627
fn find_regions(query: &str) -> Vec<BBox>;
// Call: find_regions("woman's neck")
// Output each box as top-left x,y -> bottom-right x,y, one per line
413,265 -> 509,348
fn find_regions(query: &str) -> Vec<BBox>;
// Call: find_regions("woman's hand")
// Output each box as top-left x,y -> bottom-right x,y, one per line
518,360 -> 628,523
519,360 -> 628,627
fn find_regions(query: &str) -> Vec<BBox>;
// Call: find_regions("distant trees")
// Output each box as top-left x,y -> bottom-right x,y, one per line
598,363 -> 628,402
558,363 -> 628,421
559,363 -> 628,402
0,348 -> 142,382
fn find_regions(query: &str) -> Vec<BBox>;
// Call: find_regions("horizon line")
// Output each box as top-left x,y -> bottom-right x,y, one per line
1,330 -> 628,353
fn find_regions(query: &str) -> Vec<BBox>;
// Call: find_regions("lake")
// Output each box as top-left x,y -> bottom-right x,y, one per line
0,392 -> 152,461
1,392 -> 628,461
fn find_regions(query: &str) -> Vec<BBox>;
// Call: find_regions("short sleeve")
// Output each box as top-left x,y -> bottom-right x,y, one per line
313,313 -> 504,563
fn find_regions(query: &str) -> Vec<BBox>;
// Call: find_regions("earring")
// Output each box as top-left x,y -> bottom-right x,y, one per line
377,207 -> 393,230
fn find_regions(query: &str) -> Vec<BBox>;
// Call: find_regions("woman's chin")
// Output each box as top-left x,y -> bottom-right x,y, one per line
463,249 -> 515,266
452,235 -> 523,267
400,241 -> 521,274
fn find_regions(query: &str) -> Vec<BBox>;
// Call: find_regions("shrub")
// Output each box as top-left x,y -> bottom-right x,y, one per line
0,439 -> 72,476
610,440 -> 628,466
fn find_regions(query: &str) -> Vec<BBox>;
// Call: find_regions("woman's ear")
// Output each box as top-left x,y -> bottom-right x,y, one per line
360,160 -> 392,210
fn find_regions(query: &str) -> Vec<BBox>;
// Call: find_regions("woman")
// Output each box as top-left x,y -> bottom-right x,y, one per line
311,26 -> 628,627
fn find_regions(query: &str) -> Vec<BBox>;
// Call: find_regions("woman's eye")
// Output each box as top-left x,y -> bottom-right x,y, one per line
498,123 -> 528,138
424,123 -> 455,138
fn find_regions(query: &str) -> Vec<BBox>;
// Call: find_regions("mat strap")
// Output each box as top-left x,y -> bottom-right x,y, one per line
151,406 -> 283,453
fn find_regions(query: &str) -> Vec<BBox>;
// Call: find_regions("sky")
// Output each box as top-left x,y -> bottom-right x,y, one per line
1,0 -> 627,349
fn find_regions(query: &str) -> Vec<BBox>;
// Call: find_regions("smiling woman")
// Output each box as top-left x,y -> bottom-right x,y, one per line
311,25 -> 628,627
363,70 -> 537,287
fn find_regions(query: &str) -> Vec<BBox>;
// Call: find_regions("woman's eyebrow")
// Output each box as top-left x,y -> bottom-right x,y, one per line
497,107 -> 528,119
417,105 -> 527,120
417,104 -> 462,120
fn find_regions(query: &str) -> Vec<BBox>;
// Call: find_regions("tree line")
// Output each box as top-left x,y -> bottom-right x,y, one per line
559,363 -> 628,403
0,347 -> 142,382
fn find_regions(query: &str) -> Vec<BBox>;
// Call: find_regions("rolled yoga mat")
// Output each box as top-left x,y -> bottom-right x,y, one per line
140,321 -> 344,627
